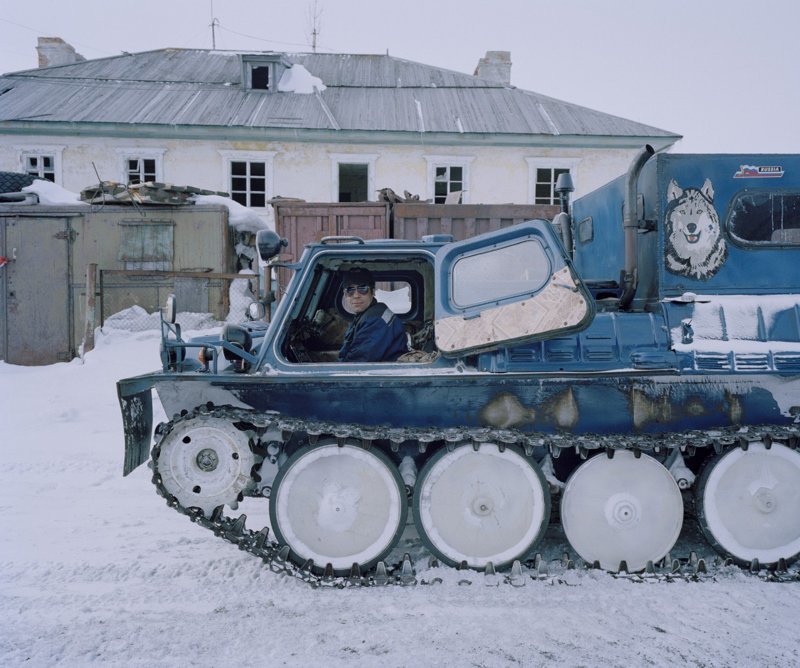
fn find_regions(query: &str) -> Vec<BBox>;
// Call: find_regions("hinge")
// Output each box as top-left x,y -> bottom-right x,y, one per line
54,229 -> 78,242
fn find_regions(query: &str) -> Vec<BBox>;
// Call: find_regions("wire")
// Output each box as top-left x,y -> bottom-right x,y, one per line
0,17 -> 116,57
216,24 -> 316,51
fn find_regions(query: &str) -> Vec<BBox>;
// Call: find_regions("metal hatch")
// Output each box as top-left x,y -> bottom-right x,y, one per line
433,220 -> 595,356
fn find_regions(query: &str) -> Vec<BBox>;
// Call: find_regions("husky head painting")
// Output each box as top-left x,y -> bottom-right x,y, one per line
664,179 -> 727,280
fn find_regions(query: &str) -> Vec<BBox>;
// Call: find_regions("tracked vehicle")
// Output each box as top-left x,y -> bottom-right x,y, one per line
118,147 -> 800,580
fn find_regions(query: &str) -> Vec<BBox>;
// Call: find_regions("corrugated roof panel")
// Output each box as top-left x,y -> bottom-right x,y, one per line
0,49 -> 679,141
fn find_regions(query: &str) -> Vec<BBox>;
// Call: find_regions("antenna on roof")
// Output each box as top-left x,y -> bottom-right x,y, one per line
307,0 -> 323,53
210,0 -> 219,49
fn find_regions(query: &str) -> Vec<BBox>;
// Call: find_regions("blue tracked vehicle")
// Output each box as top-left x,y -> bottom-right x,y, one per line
118,147 -> 800,580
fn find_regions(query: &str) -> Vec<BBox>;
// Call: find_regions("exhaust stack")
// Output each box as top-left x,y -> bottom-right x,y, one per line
619,144 -> 655,310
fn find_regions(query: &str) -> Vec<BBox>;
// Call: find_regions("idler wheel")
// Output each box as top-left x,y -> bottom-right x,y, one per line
561,450 -> 683,571
696,442 -> 800,567
413,444 -> 550,569
269,441 -> 407,575
157,416 -> 255,516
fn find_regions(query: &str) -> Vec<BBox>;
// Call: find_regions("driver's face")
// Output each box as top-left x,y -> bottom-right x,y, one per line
344,284 -> 373,314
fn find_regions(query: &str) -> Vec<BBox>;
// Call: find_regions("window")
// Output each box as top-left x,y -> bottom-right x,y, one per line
24,154 -> 55,182
424,156 -> 473,204
220,151 -> 275,208
230,161 -> 266,207
116,148 -> 165,185
118,221 -> 174,270
329,154 -> 377,202
434,166 -> 463,204
451,239 -> 551,307
534,167 -> 569,205
526,158 -> 578,206
729,191 -> 800,245
18,146 -> 64,183
338,163 -> 368,202
251,65 -> 270,90
240,54 -> 289,92
127,158 -> 157,184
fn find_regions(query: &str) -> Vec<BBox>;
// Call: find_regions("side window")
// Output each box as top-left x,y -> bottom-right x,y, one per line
729,191 -> 800,245
451,239 -> 551,307
23,153 -> 55,182
118,221 -> 174,270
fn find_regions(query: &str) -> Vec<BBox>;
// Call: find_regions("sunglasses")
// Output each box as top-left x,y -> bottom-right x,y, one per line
344,284 -> 371,296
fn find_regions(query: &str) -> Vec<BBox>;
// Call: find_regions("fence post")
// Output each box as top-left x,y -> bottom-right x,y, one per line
81,263 -> 97,360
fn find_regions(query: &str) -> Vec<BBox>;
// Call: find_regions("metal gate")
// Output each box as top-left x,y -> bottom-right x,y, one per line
1,216 -> 72,365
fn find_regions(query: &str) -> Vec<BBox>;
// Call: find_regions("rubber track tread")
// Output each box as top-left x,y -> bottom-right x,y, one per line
150,404 -> 800,588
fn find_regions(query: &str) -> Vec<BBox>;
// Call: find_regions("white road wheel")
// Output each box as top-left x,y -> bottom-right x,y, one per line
413,444 -> 550,569
157,417 -> 256,516
561,451 -> 683,571
697,442 -> 800,566
269,442 -> 407,575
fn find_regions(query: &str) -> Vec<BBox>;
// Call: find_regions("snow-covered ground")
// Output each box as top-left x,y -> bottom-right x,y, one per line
2,327 -> 799,667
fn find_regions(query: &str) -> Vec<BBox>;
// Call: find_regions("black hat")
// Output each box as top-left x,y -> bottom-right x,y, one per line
341,267 -> 375,288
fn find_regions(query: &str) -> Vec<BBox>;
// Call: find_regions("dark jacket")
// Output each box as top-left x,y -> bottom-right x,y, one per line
338,300 -> 408,362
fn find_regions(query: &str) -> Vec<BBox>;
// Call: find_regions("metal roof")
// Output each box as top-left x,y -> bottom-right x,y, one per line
0,49 -> 680,142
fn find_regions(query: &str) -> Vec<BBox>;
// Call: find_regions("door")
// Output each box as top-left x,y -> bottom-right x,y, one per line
1,216 -> 72,365
433,220 -> 594,356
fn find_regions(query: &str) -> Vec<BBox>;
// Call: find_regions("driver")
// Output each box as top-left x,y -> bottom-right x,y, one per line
338,268 -> 409,362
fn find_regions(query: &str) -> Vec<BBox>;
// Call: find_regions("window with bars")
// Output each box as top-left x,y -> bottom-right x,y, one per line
126,158 -> 157,185
230,160 -> 267,207
434,165 -> 464,204
24,154 -> 55,182
535,167 -> 570,205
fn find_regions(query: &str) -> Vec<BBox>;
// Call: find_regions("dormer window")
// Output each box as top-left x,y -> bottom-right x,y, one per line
241,53 -> 289,92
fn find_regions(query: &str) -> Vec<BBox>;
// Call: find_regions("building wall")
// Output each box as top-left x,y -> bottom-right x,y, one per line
0,133 -> 638,223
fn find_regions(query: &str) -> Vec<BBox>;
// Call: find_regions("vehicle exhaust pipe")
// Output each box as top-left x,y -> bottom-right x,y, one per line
619,144 -> 655,310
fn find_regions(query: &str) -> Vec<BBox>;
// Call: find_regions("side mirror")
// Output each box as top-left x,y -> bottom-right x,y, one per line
163,294 -> 177,324
256,229 -> 288,262
248,301 -> 267,320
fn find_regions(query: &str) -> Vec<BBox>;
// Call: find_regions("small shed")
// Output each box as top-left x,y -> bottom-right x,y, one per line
0,203 -> 231,365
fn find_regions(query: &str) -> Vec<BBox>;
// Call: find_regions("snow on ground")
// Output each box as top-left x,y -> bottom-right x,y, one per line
1,328 -> 799,667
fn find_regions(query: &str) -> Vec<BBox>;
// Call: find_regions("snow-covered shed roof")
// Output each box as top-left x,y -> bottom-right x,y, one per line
0,49 -> 680,146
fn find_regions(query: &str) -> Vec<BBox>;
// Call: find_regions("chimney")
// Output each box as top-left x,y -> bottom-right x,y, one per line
474,51 -> 511,85
37,37 -> 86,68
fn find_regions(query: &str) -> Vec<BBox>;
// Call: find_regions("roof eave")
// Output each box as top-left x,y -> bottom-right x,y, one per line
0,120 -> 681,150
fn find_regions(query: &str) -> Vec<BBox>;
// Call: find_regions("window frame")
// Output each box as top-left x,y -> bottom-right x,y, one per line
115,147 -> 166,185
219,150 -> 276,209
18,145 -> 65,183
329,153 -> 378,202
117,219 -> 175,271
525,158 -> 578,205
424,155 -> 474,204
726,188 -> 800,247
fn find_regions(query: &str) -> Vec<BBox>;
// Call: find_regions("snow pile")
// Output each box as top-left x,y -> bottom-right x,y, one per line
278,64 -> 325,93
102,304 -> 221,332
671,294 -> 800,353
22,179 -> 88,206
193,194 -> 273,233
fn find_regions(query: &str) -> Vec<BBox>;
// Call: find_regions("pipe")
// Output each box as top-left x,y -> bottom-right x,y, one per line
619,144 -> 655,310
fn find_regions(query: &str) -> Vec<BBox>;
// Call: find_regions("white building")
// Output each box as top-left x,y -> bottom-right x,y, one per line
0,42 -> 680,227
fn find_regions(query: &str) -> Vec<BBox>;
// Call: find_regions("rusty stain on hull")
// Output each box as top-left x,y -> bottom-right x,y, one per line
479,392 -> 536,429
632,387 -> 673,429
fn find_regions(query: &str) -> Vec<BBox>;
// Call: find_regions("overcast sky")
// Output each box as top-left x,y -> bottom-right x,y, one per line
2,0 -> 798,153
